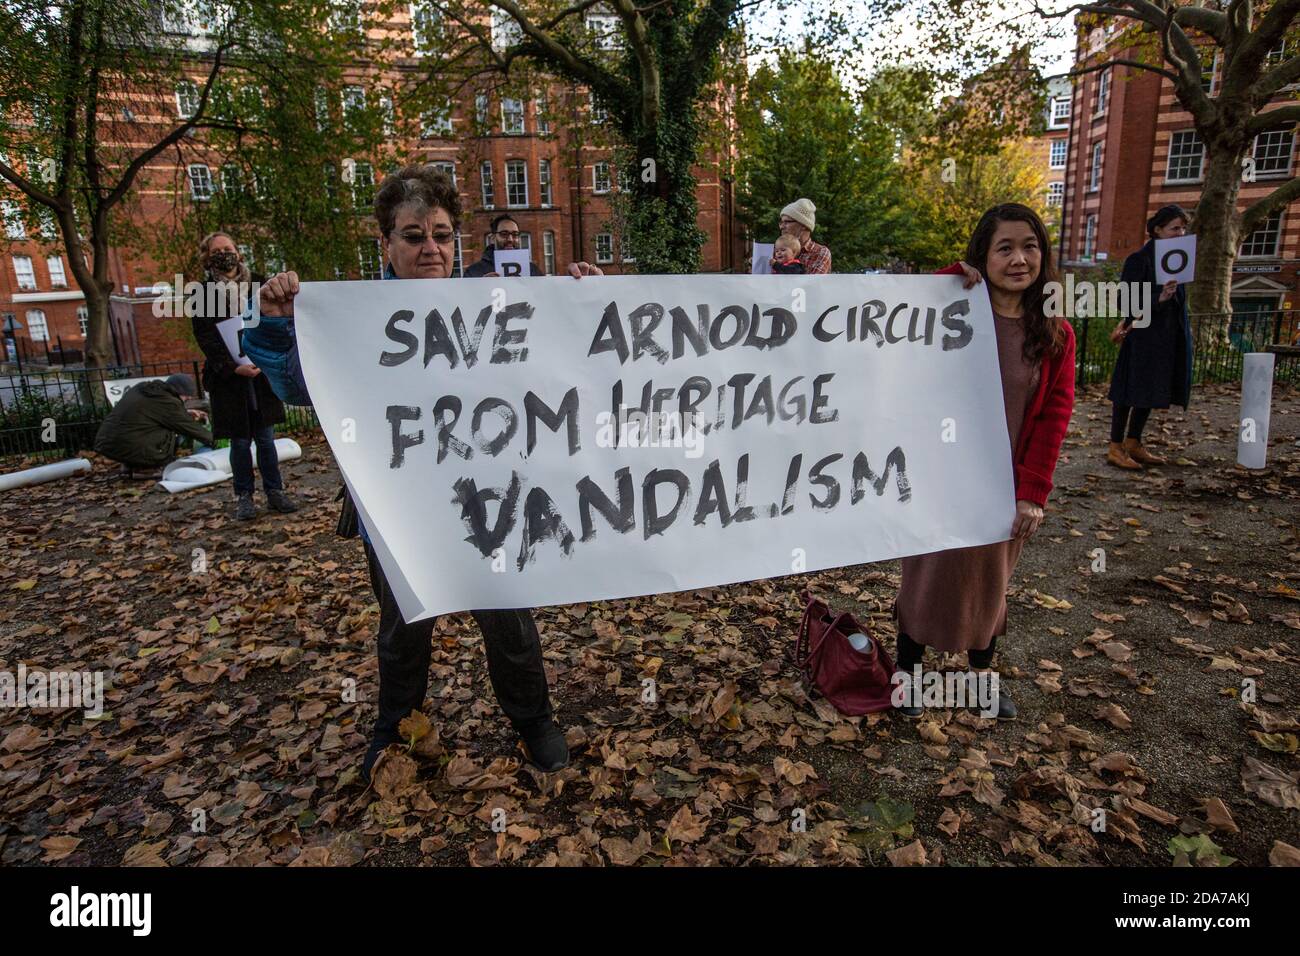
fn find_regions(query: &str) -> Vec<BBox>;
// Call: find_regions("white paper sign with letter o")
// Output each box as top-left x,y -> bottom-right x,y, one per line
1154,234 -> 1196,284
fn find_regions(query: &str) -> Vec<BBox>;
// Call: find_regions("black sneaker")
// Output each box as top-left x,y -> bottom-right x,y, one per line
517,717 -> 569,772
235,493 -> 256,521
266,489 -> 299,513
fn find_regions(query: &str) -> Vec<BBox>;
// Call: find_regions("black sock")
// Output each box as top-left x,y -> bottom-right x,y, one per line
895,631 -> 926,671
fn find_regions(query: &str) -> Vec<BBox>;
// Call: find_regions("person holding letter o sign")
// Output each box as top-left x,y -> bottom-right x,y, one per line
258,165 -> 603,781
893,203 -> 1076,721
1105,204 -> 1193,470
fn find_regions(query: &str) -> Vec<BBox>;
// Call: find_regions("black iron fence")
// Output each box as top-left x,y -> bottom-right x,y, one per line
0,361 -> 319,468
1067,310 -> 1299,387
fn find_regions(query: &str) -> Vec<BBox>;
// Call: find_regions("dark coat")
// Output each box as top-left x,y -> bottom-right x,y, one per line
93,379 -> 213,467
190,274 -> 285,440
1108,240 -> 1193,410
462,246 -> 543,278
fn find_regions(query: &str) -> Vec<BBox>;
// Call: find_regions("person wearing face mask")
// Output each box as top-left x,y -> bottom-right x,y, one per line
1104,205 -> 1194,470
891,203 -> 1076,721
190,232 -> 297,521
463,214 -> 543,277
257,165 -> 604,781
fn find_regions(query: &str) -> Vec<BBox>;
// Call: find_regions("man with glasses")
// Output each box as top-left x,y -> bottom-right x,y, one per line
779,198 -> 832,275
463,214 -> 543,277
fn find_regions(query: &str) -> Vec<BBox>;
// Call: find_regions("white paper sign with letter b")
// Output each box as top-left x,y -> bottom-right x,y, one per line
1155,234 -> 1196,284
294,273 -> 1017,622
493,248 -> 532,277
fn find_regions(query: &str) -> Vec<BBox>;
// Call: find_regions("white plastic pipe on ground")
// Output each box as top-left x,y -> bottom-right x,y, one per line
0,457 -> 92,491
159,438 -> 302,493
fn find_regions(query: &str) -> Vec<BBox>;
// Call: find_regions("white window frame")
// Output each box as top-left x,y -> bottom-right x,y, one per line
1088,142 -> 1103,191
1046,182 -> 1064,207
1239,211 -> 1282,259
594,233 -> 613,264
1049,139 -> 1067,169
1083,214 -> 1097,259
1251,127 -> 1295,179
12,255 -> 36,290
586,12 -> 622,50
593,161 -> 611,194
188,164 -> 214,201
505,159 -> 528,208
379,94 -> 396,137
26,309 -> 48,342
542,230 -> 555,275
535,93 -> 550,134
421,104 -> 453,138
475,93 -> 489,126
2,200 -> 25,240
358,238 -> 382,280
1049,96 -> 1070,129
410,2 -> 439,55
77,306 -> 88,337
46,255 -> 66,287
480,160 -> 495,208
1093,68 -> 1110,116
431,160 -> 456,186
175,80 -> 201,119
589,91 -> 607,124
1165,130 -> 1205,183
501,97 -> 525,135
491,8 -> 522,50
351,160 -> 375,206
538,159 -> 552,206
221,164 -> 242,194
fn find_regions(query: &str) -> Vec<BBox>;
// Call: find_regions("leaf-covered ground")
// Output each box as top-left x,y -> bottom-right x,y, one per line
2,385 -> 1298,867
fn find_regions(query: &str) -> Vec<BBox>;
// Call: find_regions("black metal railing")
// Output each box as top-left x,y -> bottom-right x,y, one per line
1072,309 -> 1300,387
0,361 -> 319,469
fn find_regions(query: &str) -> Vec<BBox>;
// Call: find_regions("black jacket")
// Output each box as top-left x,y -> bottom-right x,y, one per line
190,274 -> 286,440
1108,240 -> 1193,410
93,379 -> 212,467
462,245 -> 543,278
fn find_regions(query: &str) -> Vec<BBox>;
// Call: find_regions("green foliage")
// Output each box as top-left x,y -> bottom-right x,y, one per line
736,49 -> 917,272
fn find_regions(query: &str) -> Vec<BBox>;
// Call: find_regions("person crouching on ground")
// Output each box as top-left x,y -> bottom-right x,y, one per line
93,374 -> 213,476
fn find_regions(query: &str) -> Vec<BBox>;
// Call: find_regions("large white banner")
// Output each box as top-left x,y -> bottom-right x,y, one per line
296,274 -> 1016,622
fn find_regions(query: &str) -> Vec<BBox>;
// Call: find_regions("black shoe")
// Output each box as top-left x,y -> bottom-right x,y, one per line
361,735 -> 399,783
517,717 -> 569,772
266,489 -> 299,513
235,493 -> 256,521
994,688 -> 1017,720
891,669 -> 924,719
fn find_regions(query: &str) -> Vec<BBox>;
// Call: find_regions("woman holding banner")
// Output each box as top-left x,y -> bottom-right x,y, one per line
893,203 -> 1076,721
257,165 -> 602,780
1105,205 -> 1193,470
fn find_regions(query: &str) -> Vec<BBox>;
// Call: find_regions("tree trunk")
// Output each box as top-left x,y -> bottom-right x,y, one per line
82,282 -> 114,369
1191,143 -> 1245,341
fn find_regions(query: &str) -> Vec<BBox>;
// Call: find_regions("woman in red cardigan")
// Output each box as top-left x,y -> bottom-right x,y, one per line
894,203 -> 1076,720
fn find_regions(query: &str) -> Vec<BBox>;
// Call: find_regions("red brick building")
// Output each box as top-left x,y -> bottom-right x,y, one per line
1,5 -> 745,367
1060,18 -> 1300,345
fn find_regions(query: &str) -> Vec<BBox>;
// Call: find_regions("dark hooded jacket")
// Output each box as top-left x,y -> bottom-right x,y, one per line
93,379 -> 213,467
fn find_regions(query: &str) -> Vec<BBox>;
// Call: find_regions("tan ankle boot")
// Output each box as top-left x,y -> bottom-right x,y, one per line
1107,441 -> 1142,469
1123,437 -> 1165,465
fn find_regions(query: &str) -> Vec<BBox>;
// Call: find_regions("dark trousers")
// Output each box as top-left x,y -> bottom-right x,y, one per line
1109,404 -> 1152,444
230,425 -> 282,495
363,541 -> 552,746
896,632 -> 998,670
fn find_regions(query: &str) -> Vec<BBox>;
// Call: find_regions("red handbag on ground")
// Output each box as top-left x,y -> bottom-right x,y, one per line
794,590 -> 896,715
